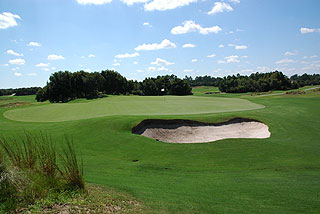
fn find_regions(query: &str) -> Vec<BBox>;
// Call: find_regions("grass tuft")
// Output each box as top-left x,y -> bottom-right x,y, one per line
59,136 -> 85,189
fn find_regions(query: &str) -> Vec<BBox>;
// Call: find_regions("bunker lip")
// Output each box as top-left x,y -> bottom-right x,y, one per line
132,118 -> 271,143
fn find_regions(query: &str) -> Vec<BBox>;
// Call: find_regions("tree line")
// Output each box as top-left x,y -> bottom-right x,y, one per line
35,70 -> 192,103
0,87 -> 41,96
185,72 -> 320,93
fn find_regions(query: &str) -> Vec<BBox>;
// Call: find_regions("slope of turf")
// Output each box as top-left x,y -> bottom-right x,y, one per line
1,92 -> 320,213
3,96 -> 264,122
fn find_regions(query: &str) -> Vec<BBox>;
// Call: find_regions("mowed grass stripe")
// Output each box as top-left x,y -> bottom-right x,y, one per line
3,96 -> 264,122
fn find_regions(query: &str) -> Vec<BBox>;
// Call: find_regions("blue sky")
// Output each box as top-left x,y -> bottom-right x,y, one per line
1,0 -> 320,88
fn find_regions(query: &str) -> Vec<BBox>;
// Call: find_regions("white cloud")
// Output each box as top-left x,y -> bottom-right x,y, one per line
171,20 -> 222,35
242,55 -> 248,58
3,64 -> 9,67
229,0 -> 240,3
137,69 -> 144,73
184,69 -> 193,72
300,27 -> 320,34
157,67 -> 169,71
135,39 -> 176,51
9,58 -> 25,65
235,45 -> 247,50
148,66 -> 156,71
284,50 -> 298,56
151,58 -> 174,66
182,43 -> 196,48
191,59 -> 198,62
143,22 -> 152,27
276,58 -> 295,64
27,73 -> 37,76
51,67 -> 56,70
217,60 -> 226,64
11,67 -> 19,71
228,43 -> 235,47
27,42 -> 41,47
6,50 -> 23,56
41,68 -> 50,71
36,63 -> 49,67
225,55 -> 240,63
133,61 -> 138,64
207,54 -> 216,58
113,63 -> 120,66
144,0 -> 197,11
310,55 -> 318,59
208,2 -> 233,15
121,0 -> 149,5
77,0 -> 112,5
48,54 -> 65,60
88,54 -> 96,58
218,44 -> 224,48
0,12 -> 21,29
14,72 -> 22,76
241,69 -> 253,73
84,68 -> 91,72
115,52 -> 139,58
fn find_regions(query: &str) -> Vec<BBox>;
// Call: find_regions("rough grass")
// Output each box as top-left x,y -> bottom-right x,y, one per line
0,92 -> 320,213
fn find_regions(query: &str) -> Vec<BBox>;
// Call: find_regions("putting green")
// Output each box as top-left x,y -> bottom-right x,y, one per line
3,96 -> 264,122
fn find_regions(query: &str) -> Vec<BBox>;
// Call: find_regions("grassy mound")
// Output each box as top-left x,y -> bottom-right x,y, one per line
3,96 -> 264,122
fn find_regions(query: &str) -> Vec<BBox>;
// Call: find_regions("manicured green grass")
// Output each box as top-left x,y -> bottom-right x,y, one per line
1,92 -> 320,213
3,96 -> 263,122
192,86 -> 220,95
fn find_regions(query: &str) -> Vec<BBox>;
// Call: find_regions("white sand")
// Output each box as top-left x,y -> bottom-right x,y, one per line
139,121 -> 270,143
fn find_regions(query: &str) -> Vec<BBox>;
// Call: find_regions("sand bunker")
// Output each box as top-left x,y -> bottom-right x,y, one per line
132,118 -> 270,143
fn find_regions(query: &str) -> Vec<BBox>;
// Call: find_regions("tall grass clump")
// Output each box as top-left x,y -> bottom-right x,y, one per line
60,137 -> 85,189
0,132 -> 85,212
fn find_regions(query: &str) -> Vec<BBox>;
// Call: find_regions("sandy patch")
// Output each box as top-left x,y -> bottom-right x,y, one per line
132,118 -> 270,143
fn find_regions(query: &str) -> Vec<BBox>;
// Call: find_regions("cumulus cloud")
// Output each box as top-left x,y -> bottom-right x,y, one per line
137,69 -> 144,73
115,52 -> 139,58
133,61 -> 139,64
14,72 -> 22,76
9,58 -> 25,65
0,12 -> 21,29
276,58 -> 295,64
135,39 -> 176,51
88,54 -> 96,58
191,59 -> 198,62
171,20 -> 222,35
207,54 -> 216,58
36,63 -> 49,67
113,63 -> 120,66
27,73 -> 37,76
229,0 -> 240,3
6,50 -> 23,56
143,22 -> 152,27
224,55 -> 240,63
300,27 -> 320,34
121,0 -> 149,5
208,2 -> 233,15
48,54 -> 65,60
41,68 -> 50,71
235,45 -> 247,50
157,67 -> 169,71
151,58 -> 174,66
184,69 -> 193,72
218,44 -> 224,48
27,42 -> 41,47
144,0 -> 197,11
77,0 -> 112,5
182,43 -> 196,48
284,50 -> 298,56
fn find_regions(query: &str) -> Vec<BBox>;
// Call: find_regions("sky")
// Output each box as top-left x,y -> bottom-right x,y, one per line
0,0 -> 320,88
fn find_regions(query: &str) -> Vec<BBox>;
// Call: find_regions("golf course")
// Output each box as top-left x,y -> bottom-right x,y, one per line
1,87 -> 320,213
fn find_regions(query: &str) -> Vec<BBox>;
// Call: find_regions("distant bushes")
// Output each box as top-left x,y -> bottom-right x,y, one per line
36,71 -> 192,103
0,133 -> 84,212
185,71 -> 320,93
0,87 -> 41,96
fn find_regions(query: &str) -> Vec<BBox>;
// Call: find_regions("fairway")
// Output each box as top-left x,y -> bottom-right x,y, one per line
3,96 -> 264,122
